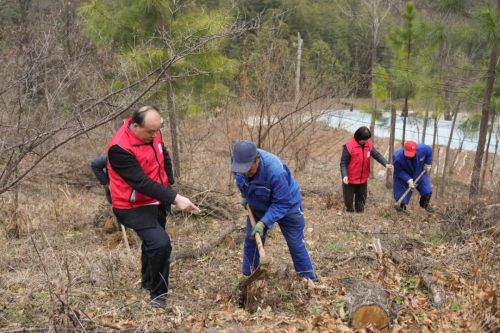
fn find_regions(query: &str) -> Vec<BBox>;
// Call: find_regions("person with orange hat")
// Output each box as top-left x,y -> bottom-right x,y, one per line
393,141 -> 434,212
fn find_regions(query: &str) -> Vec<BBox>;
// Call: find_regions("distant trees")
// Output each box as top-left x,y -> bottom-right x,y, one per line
0,0 -> 255,194
80,0 -> 249,177
2,0 -> 500,198
233,17 -> 355,170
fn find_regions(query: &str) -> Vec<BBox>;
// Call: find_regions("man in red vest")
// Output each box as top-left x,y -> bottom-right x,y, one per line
107,106 -> 200,308
340,126 -> 393,212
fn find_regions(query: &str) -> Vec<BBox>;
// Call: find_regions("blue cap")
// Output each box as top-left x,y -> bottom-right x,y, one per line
231,140 -> 258,173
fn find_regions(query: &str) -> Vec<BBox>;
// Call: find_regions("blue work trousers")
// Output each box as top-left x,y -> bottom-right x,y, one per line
242,206 -> 316,282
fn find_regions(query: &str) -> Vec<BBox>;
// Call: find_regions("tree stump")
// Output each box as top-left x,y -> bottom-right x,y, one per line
342,277 -> 390,333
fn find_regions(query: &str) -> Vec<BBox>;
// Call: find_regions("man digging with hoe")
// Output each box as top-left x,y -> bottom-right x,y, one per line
231,140 -> 317,286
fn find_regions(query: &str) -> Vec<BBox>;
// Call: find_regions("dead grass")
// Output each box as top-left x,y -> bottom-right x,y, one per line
0,116 -> 498,332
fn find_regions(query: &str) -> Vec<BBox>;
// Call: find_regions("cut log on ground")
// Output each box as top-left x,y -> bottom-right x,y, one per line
342,277 -> 391,333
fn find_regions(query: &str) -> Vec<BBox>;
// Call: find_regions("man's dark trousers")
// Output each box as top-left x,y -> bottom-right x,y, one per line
136,206 -> 172,300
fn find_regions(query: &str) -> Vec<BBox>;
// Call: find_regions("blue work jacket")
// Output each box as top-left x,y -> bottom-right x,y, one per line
393,144 -> 433,202
233,149 -> 302,228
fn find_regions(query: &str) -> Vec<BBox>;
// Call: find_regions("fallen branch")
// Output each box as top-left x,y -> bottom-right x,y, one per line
171,221 -> 243,260
387,250 -> 446,309
326,252 -> 377,266
340,229 -> 402,235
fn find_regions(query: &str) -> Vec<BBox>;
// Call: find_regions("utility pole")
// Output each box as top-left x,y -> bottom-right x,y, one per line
240,36 -> 248,106
295,32 -> 303,104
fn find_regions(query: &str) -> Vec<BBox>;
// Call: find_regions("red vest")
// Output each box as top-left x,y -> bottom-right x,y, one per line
345,138 -> 372,184
107,118 -> 168,209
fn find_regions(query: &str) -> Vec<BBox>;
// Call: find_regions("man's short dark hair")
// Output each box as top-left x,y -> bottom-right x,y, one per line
354,126 -> 372,142
130,106 -> 159,126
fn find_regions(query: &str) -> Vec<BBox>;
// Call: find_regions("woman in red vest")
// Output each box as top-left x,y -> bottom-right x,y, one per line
340,126 -> 393,212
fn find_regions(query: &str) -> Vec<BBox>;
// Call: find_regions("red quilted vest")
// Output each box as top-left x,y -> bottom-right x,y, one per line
107,118 -> 168,209
345,138 -> 372,184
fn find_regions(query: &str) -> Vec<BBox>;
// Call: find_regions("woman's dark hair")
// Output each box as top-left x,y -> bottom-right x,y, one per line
130,106 -> 159,126
354,126 -> 372,142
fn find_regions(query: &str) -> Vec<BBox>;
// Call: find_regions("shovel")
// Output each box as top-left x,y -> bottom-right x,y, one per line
394,169 -> 427,211
237,205 -> 271,305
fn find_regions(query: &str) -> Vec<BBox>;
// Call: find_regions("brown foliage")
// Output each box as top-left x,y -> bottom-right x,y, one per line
440,200 -> 500,241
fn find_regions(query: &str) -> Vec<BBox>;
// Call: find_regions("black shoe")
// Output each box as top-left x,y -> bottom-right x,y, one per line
150,295 -> 167,308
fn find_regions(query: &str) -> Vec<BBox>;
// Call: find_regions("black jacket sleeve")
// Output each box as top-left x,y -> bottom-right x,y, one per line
371,146 -> 388,166
108,144 -> 177,205
163,146 -> 175,185
91,156 -> 110,185
340,146 -> 350,178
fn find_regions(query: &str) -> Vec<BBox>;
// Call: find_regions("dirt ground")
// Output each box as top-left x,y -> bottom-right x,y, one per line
0,117 -> 499,332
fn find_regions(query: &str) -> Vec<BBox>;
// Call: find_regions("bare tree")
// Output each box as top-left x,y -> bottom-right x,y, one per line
480,113 -> 497,193
385,100 -> 397,189
0,2 -> 257,195
470,0 -> 500,199
440,101 -> 460,197
335,0 -> 392,177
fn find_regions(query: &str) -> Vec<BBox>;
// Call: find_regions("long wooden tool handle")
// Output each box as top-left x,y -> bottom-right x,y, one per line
121,227 -> 131,254
246,205 -> 267,258
396,169 -> 427,205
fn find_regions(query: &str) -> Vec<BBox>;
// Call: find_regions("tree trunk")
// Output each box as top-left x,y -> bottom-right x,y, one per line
342,278 -> 390,333
422,106 -> 429,144
370,3 -> 378,179
490,137 -> 499,183
401,19 -> 412,148
432,115 -> 439,175
386,104 -> 396,189
402,100 -> 408,147
370,111 -> 376,179
158,11 -> 181,177
480,114 -> 495,194
166,78 -> 181,178
470,8 -> 499,199
450,141 -> 464,175
240,36 -> 248,106
440,102 -> 460,197
353,44 -> 359,98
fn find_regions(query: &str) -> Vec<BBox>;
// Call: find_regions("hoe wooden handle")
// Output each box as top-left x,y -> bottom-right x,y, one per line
396,169 -> 427,205
246,205 -> 267,259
